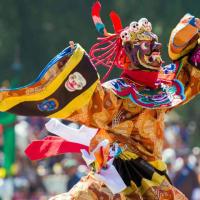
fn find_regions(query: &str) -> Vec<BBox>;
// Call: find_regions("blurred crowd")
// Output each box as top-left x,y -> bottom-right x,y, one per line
0,116 -> 89,200
163,112 -> 200,200
0,112 -> 199,200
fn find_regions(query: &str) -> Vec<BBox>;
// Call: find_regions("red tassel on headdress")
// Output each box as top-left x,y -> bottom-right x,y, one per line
109,11 -> 123,33
90,1 -> 128,82
92,1 -> 101,16
92,1 -> 109,36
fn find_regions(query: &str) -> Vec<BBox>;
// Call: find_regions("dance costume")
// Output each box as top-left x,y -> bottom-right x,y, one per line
0,2 -> 199,199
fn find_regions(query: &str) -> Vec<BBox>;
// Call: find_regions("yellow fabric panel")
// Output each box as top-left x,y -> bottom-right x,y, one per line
169,42 -> 197,61
122,186 -> 135,196
149,160 -> 167,171
0,45 -> 85,111
151,172 -> 166,185
140,174 -> 166,195
119,151 -> 139,160
120,151 -> 167,172
49,80 -> 99,119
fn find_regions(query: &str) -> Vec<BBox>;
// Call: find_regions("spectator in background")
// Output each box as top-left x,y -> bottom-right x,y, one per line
63,159 -> 82,191
174,149 -> 199,199
162,148 -> 176,181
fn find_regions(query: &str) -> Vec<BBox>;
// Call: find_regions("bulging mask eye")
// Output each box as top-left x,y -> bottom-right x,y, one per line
130,21 -> 139,32
120,30 -> 130,42
138,18 -> 152,32
146,22 -> 152,32
139,18 -> 149,26
141,42 -> 150,50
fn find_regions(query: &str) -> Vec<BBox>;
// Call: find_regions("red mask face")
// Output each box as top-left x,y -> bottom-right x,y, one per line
118,18 -> 163,71
124,36 -> 163,71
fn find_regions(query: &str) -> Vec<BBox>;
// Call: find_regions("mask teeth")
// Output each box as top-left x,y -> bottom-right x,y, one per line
149,54 -> 163,63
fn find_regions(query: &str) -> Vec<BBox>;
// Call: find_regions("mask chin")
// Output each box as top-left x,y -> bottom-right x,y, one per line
143,54 -> 163,70
136,51 -> 159,70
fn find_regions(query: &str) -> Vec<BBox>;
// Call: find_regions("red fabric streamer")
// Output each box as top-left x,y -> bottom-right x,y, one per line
25,136 -> 89,161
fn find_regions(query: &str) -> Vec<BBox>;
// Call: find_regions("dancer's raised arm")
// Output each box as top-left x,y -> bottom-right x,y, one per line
168,14 -> 200,105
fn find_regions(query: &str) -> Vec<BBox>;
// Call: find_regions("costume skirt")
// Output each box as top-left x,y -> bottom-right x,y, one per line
50,151 -> 187,200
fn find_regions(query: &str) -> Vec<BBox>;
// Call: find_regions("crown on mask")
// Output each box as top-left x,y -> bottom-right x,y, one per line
120,18 -> 155,45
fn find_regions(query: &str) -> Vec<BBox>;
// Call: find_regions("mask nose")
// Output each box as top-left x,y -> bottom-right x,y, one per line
152,42 -> 162,51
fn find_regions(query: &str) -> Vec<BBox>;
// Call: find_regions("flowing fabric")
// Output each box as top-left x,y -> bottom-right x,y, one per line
0,44 -> 99,119
25,136 -> 89,160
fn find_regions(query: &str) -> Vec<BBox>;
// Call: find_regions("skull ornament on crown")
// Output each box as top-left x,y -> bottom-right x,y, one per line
120,18 -> 163,71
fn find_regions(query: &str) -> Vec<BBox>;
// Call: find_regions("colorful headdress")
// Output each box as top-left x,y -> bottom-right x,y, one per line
90,2 -> 187,108
90,1 -> 157,82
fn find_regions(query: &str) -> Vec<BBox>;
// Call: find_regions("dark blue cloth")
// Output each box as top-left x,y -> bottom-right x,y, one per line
67,173 -> 81,191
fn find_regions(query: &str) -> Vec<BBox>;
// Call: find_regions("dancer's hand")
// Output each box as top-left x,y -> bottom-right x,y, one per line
69,41 -> 75,49
195,18 -> 200,29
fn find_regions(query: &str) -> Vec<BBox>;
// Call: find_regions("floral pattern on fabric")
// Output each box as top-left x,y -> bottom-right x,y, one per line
103,78 -> 185,109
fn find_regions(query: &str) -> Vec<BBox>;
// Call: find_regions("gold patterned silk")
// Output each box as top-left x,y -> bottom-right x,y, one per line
68,83 -> 166,162
58,17 -> 200,200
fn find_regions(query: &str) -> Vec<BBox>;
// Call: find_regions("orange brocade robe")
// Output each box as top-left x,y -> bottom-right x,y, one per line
0,15 -> 198,200
60,70 -> 198,200
51,22 -> 200,200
